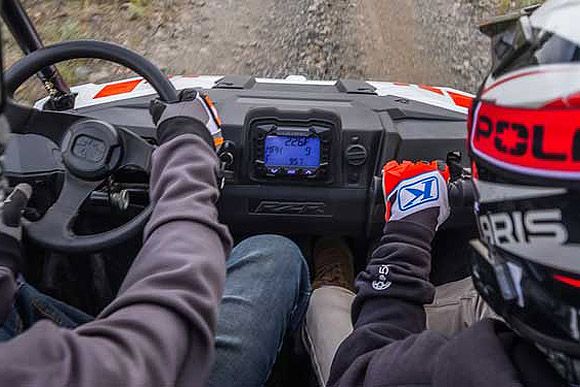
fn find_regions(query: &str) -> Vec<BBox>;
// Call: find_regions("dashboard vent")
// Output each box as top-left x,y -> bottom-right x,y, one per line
345,144 -> 368,166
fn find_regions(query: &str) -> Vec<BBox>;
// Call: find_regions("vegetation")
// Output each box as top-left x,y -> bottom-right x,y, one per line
3,0 -> 155,102
499,0 -> 544,12
126,0 -> 151,20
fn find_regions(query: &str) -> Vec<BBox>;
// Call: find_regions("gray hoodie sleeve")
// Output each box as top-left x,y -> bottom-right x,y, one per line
0,268 -> 16,324
0,132 -> 233,387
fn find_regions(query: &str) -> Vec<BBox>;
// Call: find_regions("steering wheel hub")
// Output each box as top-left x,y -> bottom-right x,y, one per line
61,120 -> 122,180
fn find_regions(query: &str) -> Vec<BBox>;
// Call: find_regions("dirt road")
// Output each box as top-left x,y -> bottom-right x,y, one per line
356,0 -> 434,84
8,0 -> 500,101
356,0 -> 498,91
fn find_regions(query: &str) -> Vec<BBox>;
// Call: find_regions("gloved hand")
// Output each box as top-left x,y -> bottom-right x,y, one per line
149,88 -> 224,150
0,184 -> 32,275
382,160 -> 450,229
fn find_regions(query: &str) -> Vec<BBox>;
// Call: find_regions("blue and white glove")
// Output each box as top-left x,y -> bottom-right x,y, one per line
382,160 -> 451,230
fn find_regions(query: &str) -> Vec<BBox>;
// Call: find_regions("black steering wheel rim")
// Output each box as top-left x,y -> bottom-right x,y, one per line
5,39 -> 178,102
5,40 -> 176,253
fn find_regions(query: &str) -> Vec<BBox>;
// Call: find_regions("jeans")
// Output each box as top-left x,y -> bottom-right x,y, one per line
0,280 -> 94,342
0,235 -> 311,387
207,235 -> 310,386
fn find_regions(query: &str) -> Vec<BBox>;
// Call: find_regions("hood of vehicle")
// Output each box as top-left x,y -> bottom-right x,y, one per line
34,75 -> 473,114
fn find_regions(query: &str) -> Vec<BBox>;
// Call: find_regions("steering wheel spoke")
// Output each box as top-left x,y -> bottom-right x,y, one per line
118,128 -> 154,172
6,103 -> 92,145
25,172 -> 103,250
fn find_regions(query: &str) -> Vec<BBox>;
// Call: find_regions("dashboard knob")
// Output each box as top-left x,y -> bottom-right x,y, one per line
345,144 -> 367,166
219,140 -> 236,167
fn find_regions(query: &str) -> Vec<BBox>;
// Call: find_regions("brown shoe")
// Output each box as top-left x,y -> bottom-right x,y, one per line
312,237 -> 355,291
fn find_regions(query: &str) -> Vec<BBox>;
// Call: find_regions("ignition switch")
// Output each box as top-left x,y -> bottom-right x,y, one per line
218,140 -> 236,167
217,140 -> 236,189
90,189 -> 130,211
110,190 -> 130,211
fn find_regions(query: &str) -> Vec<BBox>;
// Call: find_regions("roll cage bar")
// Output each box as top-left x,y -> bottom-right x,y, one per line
1,0 -> 75,110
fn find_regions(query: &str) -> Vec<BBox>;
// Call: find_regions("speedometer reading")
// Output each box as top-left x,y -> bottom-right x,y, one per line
264,135 -> 321,168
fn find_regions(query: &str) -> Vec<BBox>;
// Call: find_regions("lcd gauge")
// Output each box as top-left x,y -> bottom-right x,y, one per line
264,135 -> 321,168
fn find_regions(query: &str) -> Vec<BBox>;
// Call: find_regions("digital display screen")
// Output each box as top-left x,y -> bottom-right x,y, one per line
264,135 -> 321,168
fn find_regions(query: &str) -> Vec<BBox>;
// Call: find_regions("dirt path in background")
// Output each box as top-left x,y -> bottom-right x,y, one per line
356,0 -> 437,84
6,0 -> 501,102
140,0 -> 287,77
356,0 -> 500,91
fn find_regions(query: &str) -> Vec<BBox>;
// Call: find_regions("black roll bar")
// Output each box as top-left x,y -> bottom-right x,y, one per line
1,0 -> 75,109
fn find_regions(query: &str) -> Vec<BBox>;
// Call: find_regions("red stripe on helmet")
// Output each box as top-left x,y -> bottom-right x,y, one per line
543,92 -> 580,109
482,70 -> 546,95
482,67 -> 578,97
554,274 -> 580,288
470,101 -> 580,179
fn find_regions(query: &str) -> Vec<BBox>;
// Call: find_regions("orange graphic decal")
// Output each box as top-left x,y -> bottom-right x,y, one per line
94,79 -> 142,99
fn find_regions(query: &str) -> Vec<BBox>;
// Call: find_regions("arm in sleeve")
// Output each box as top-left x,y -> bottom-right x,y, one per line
328,209 -> 438,386
0,233 -> 19,323
0,268 -> 16,324
0,129 -> 233,387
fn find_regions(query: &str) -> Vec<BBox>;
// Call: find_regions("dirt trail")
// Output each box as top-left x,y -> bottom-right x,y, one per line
356,0 -> 498,91
143,0 -> 280,76
6,0 -> 499,101
357,0 -> 435,84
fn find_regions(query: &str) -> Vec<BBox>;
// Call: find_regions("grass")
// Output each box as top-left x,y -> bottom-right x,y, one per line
499,0 -> 545,12
127,0 -> 151,20
41,20 -> 88,86
4,0 -> 152,103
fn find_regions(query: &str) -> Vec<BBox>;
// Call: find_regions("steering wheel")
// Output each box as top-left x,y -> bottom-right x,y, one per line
5,40 -> 178,253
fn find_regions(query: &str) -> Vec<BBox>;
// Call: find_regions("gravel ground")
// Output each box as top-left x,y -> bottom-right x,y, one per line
415,0 -> 501,92
6,0 -> 506,100
250,0 -> 363,79
263,0 -> 501,92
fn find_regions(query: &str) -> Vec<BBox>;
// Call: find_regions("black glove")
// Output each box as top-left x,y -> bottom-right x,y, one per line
149,89 -> 224,150
0,184 -> 32,275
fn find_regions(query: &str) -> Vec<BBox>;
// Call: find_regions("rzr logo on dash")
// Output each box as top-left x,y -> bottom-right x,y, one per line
471,102 -> 580,179
397,175 -> 440,211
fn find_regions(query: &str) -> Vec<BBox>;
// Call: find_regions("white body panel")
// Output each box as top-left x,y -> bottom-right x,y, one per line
368,81 -> 472,113
35,75 -> 473,114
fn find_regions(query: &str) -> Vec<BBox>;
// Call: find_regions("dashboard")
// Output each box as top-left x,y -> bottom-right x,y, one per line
5,77 -> 470,239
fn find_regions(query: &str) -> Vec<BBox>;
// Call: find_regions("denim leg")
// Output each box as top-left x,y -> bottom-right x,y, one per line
207,235 -> 311,387
0,282 -> 93,342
